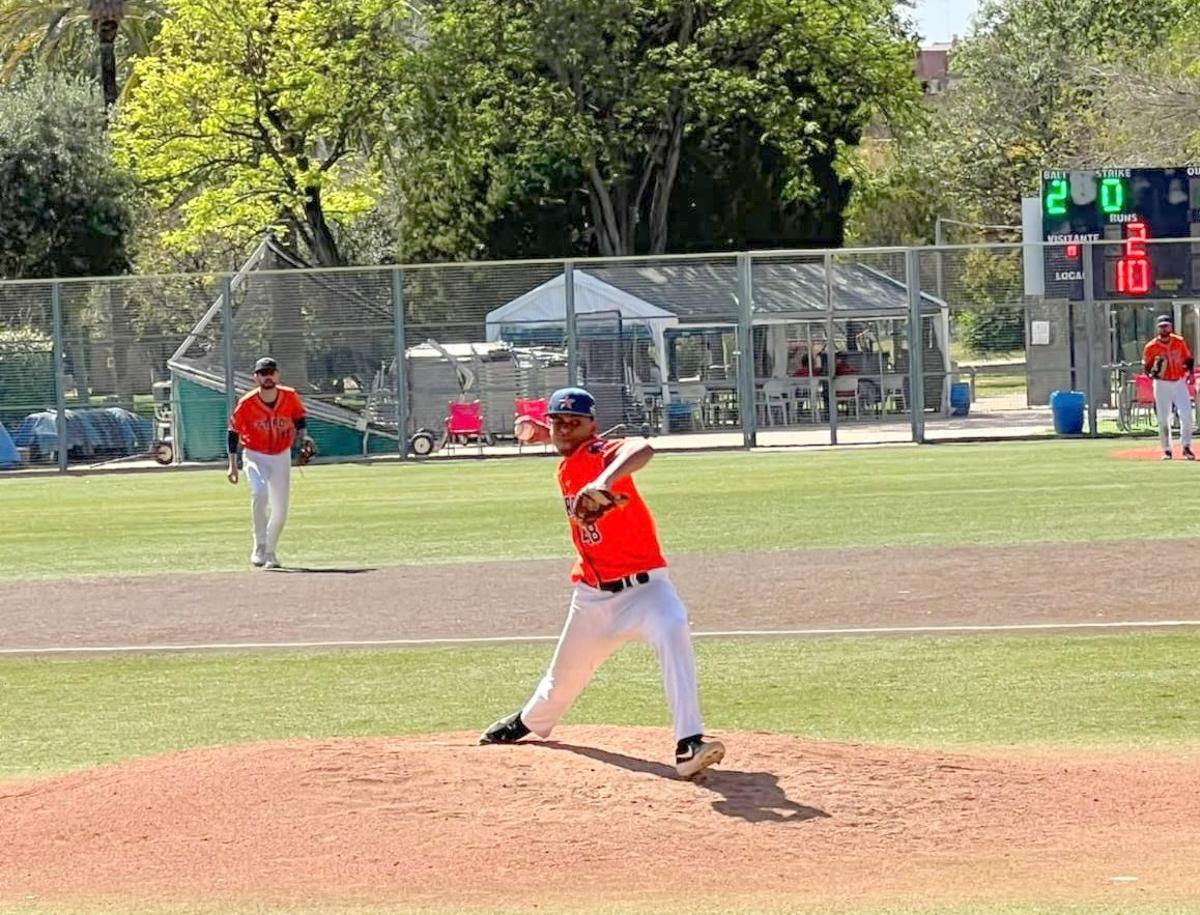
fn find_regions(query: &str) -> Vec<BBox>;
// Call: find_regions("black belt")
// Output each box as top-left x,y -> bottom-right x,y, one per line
597,571 -> 651,593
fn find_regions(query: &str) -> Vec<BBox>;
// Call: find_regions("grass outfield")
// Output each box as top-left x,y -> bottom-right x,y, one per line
2,631 -> 1197,780
3,439 -> 1200,580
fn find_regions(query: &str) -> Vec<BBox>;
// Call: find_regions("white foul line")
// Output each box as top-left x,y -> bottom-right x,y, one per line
2,619 -> 1200,656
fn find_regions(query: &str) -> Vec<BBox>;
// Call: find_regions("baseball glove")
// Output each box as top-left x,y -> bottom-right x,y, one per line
1150,355 -> 1166,379
572,486 -> 628,525
296,437 -> 318,466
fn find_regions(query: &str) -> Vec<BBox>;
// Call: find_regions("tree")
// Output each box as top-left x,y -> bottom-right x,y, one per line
89,0 -> 122,109
114,0 -> 409,267
0,73 -> 136,404
847,0 -> 1188,244
0,1 -> 162,108
0,73 -> 131,279
1081,8 -> 1200,164
955,248 -> 1025,355
391,0 -> 921,260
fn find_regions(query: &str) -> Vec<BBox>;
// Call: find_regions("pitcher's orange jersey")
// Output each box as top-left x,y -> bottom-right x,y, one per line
557,438 -> 667,586
1144,334 -> 1193,382
229,386 -> 306,455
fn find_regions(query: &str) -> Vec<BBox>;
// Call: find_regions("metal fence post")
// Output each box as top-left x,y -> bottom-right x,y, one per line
221,275 -> 236,424
50,282 -> 68,472
736,253 -> 756,448
905,248 -> 926,443
392,267 -> 409,460
564,261 -> 578,386
824,252 -> 838,446
1082,241 -> 1098,436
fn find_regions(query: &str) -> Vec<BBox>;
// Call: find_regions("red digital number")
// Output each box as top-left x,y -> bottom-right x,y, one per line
1116,220 -> 1151,295
1065,244 -> 1079,259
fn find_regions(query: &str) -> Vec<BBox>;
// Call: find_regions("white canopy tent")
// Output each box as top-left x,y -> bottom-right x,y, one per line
484,271 -> 678,362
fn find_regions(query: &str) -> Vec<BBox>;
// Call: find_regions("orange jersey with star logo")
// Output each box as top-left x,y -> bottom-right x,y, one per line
229,385 -> 306,455
557,438 -> 667,586
1144,334 -> 1193,382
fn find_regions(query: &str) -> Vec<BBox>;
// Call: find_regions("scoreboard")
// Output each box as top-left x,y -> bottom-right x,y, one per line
1041,167 -> 1200,300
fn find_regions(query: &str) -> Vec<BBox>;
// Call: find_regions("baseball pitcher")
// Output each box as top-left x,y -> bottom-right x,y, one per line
226,356 -> 315,568
479,386 -> 726,779
1143,315 -> 1195,460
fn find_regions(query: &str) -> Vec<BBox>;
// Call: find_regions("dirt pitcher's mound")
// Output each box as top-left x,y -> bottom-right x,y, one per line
1111,445 -> 1194,461
3,728 -> 1199,910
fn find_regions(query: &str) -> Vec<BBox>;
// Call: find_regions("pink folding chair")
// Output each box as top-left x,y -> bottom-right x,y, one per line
443,400 -> 486,454
514,397 -> 549,453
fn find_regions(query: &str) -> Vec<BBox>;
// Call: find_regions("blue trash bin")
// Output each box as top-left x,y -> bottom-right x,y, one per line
1049,390 -> 1086,435
949,381 -> 971,416
666,401 -> 693,433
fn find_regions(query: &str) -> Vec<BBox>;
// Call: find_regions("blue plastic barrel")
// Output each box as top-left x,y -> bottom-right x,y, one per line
1049,390 -> 1086,435
949,382 -> 971,416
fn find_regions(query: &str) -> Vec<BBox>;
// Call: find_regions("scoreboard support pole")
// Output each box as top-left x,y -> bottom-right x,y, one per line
1082,241 -> 1099,437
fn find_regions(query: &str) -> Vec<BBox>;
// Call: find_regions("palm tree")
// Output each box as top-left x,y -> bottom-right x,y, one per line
89,0 -> 121,108
0,0 -> 161,108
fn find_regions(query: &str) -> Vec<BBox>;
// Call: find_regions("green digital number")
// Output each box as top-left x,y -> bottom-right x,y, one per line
1045,178 -> 1069,216
1099,177 -> 1125,214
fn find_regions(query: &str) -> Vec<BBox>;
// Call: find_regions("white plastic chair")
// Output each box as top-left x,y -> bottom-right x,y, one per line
833,376 -> 860,419
757,379 -> 793,426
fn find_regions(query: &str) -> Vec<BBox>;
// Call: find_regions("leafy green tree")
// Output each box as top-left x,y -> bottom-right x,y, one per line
955,248 -> 1025,356
0,326 -> 54,426
392,0 -> 921,259
848,0 -> 1188,243
1082,7 -> 1200,164
0,73 -> 131,279
115,0 -> 408,267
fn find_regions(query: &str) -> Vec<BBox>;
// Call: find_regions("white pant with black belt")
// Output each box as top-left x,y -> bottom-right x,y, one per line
244,448 -> 291,554
1153,377 -> 1193,451
521,568 -> 704,742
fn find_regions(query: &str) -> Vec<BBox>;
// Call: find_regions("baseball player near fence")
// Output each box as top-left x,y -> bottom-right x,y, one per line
1143,315 -> 1195,461
226,357 -> 315,568
479,386 -> 726,779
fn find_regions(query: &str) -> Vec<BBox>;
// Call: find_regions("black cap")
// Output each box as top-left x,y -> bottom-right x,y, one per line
1156,315 -> 1173,327
253,356 -> 278,373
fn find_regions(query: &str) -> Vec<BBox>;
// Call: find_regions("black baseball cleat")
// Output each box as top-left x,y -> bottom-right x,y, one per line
1162,451 -> 1173,460
1184,447 -> 1196,461
675,734 -> 726,779
478,712 -> 530,745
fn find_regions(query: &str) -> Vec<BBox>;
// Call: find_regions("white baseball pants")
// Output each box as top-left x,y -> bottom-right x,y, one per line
1153,377 -> 1193,451
244,448 -> 291,554
521,568 -> 704,742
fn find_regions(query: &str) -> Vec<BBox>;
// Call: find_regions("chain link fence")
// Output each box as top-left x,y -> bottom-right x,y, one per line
4,238 -> 1198,471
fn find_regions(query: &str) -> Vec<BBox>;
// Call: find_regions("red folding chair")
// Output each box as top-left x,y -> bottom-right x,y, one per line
443,400 -> 486,454
514,397 -> 549,453
1132,374 -> 1155,428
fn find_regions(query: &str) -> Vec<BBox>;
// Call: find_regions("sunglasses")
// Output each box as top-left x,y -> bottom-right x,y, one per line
255,368 -> 277,376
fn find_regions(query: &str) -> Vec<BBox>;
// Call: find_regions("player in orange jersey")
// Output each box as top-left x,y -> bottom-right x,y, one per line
479,387 -> 725,779
1143,315 -> 1195,460
226,356 -> 313,568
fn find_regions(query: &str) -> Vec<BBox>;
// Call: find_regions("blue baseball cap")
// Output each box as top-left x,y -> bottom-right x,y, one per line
546,387 -> 596,418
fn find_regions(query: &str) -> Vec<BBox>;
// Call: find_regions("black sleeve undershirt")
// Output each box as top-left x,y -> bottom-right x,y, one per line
227,430 -> 239,454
